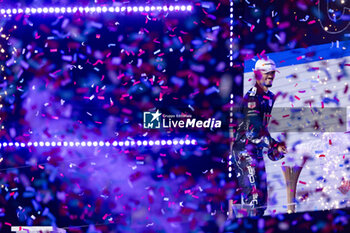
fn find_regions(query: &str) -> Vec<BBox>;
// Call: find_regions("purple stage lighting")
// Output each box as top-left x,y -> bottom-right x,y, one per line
0,139 -> 197,149
0,5 -> 193,16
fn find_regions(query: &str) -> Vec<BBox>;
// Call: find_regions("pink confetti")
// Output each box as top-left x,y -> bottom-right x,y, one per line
34,33 -> 41,39
278,22 -> 290,29
250,25 -> 255,32
133,81 -> 141,86
121,108 -> 132,114
93,60 -> 104,66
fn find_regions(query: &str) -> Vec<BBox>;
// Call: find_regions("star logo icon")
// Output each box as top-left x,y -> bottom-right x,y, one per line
143,110 -> 162,129
150,110 -> 162,123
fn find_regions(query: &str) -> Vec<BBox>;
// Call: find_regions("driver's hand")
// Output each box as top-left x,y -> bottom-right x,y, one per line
277,145 -> 287,154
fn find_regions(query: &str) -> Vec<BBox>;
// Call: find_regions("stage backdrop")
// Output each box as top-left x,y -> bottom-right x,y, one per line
244,40 -> 350,215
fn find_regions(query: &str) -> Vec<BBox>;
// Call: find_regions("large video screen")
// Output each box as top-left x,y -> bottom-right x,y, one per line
243,41 -> 350,215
